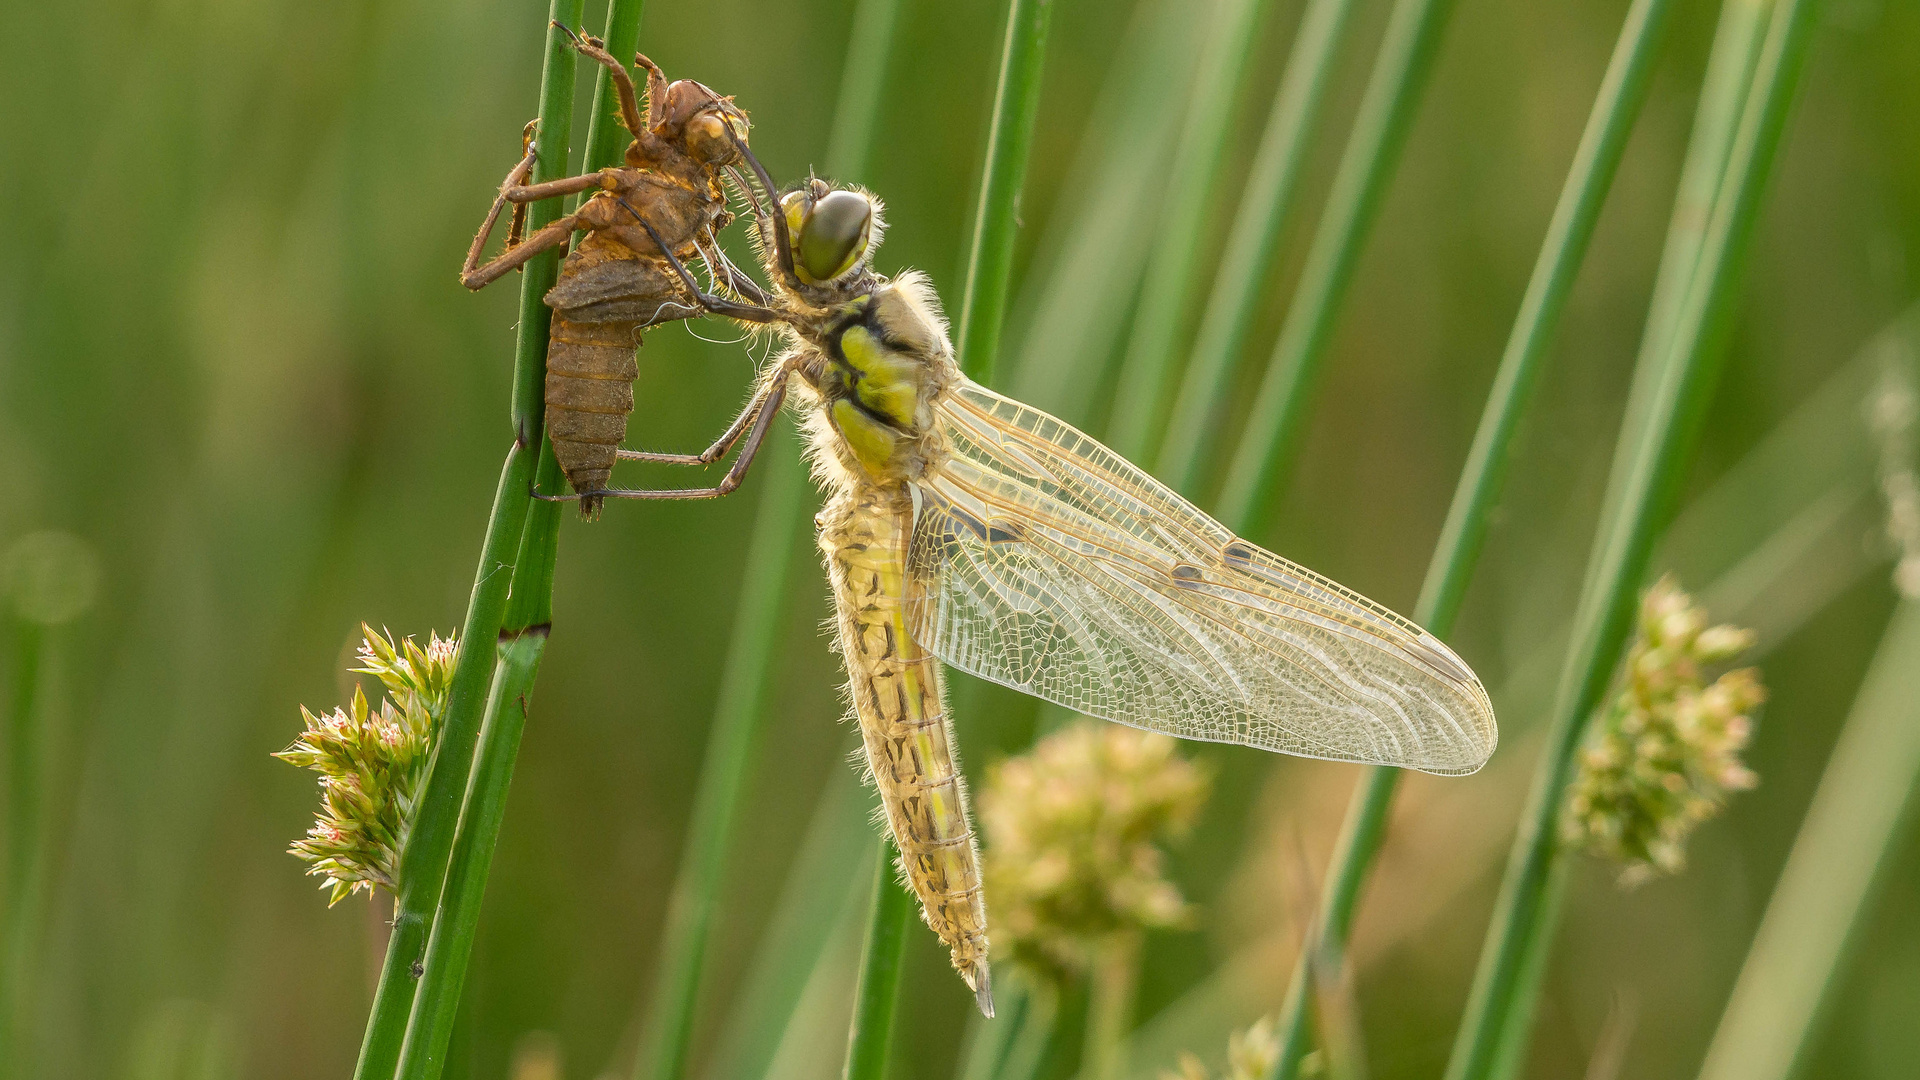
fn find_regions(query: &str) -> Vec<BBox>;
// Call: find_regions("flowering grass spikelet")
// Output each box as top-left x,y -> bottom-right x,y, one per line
1563,577 -> 1764,885
1161,1016 -> 1288,1080
276,625 -> 457,904
980,720 -> 1210,984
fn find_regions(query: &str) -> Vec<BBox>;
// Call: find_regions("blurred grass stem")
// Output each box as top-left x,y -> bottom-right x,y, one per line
351,8 -> 584,1079
1215,0 -> 1459,529
1105,0 -> 1271,461
1263,0 -> 1676,1070
842,842 -> 914,1080
1695,601 -> 1920,1080
617,2 -> 901,1076
955,0 -> 1055,385
1443,2 -> 1819,1076
1157,0 -> 1360,492
1082,933 -> 1142,1080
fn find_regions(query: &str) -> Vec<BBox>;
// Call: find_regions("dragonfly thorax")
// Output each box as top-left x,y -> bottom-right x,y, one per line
796,273 -> 956,485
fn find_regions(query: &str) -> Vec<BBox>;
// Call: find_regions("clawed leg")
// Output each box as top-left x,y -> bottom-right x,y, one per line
462,123 -> 608,290
722,131 -> 797,285
552,22 -> 648,140
622,205 -> 784,324
536,369 -> 793,503
615,364 -> 786,465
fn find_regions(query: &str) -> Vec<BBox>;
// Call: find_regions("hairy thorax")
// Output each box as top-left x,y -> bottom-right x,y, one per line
798,273 -> 956,489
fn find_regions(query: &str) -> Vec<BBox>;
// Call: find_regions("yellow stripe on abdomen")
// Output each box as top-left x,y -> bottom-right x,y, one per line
820,483 -> 991,1012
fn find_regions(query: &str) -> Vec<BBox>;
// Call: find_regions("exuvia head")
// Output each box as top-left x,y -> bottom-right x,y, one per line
630,79 -> 748,167
779,179 -> 884,286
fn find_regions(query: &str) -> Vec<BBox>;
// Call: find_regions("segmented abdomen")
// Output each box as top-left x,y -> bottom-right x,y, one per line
545,314 -> 638,513
820,483 -> 992,1009
542,246 -> 688,516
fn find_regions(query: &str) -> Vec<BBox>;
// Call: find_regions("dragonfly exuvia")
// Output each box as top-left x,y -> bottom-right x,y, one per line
518,132 -> 1498,1017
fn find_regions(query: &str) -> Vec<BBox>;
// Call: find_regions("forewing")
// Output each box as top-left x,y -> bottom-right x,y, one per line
906,380 -> 1496,775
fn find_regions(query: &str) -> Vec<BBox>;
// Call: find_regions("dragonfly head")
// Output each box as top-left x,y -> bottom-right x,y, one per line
780,179 -> 885,286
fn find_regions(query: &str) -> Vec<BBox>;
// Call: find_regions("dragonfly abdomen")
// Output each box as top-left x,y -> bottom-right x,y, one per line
821,484 -> 992,1016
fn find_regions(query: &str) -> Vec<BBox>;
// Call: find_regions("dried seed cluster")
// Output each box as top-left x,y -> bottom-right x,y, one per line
981,720 -> 1209,984
1564,576 -> 1764,885
276,626 -> 456,904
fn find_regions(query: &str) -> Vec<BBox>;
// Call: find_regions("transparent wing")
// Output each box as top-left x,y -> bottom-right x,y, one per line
906,379 -> 1497,775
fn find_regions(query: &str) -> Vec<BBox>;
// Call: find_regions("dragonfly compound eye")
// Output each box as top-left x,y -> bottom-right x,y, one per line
793,189 -> 873,284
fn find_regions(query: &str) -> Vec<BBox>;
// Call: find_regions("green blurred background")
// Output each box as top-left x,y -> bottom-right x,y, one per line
2,0 -> 1918,1077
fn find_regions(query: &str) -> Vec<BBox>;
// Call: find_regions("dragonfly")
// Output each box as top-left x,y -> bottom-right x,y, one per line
543,140 -> 1499,1015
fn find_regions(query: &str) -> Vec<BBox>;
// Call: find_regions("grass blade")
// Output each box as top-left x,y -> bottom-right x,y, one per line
393,625 -> 552,1080
1441,2 -> 1822,1077
1104,0 -> 1273,461
1214,0 -> 1460,530
1157,0 -> 1360,493
1695,600 -> 1920,1080
955,0 -> 1056,384
350,8 -> 584,1078
632,2 -> 900,1074
842,840 -> 916,1080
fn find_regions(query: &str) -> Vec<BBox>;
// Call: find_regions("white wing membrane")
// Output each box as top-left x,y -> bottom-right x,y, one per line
906,380 -> 1497,775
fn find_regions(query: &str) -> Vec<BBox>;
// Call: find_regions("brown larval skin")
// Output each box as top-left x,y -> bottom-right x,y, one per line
463,34 -> 753,514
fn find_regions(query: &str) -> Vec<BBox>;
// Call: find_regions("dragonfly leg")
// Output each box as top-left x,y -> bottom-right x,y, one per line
551,23 -> 648,140
614,363 -> 784,464
536,372 -> 790,503
625,210 -> 785,324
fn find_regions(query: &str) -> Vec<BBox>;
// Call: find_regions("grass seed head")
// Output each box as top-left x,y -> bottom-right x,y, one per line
277,625 -> 457,904
1563,576 -> 1764,886
981,720 -> 1210,986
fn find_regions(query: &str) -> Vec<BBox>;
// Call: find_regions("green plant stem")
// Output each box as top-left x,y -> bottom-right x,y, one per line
579,0 -> 647,184
1215,0 -> 1458,531
1442,3 -> 1820,1077
1157,0 -> 1359,493
352,449 -> 537,1080
1262,4 -> 1681,1062
955,0 -> 1055,384
1081,932 -> 1142,1080
636,432 -> 805,1080
631,3 -> 898,1073
1,618 -> 43,1080
1105,0 -> 1271,461
1696,599 -> 1920,1080
842,840 -> 915,1080
350,9 -> 583,1079
1483,859 -> 1566,1080
393,625 -> 551,1080
1613,0 -> 1772,484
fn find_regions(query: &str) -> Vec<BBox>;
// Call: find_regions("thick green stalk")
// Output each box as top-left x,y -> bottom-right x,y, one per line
350,8 -> 583,1078
393,625 -> 551,1080
1696,600 -> 1920,1080
1105,0 -> 1271,462
954,0 -> 1055,384
1214,0 -> 1458,530
1157,0 -> 1359,492
353,449 -> 537,1080
1594,0 -> 1772,587
579,0 -> 648,185
1081,933 -> 1143,1080
842,841 -> 915,1080
632,2 -> 899,1074
1442,3 -> 1820,1077
1,619 -> 42,1080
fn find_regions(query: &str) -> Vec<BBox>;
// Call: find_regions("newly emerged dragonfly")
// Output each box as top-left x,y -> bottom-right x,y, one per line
542,146 -> 1498,1014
